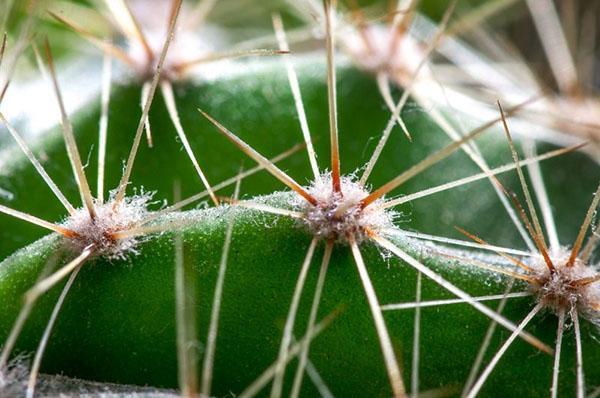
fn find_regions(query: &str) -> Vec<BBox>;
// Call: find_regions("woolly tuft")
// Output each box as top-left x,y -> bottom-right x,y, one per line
528,248 -> 600,324
292,173 -> 396,244
0,356 -> 29,397
343,25 -> 427,86
61,193 -> 152,260
126,0 -> 216,81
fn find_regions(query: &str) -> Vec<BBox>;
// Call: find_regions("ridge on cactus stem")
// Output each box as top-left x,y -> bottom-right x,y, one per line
50,0 -> 286,153
290,0 -> 565,260
0,1 -> 598,397
428,102 -> 600,397
0,20 -> 183,394
0,2 -> 316,393
196,2 -> 587,395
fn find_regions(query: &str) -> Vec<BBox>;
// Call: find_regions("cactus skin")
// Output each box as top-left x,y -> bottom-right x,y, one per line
0,58 -> 599,396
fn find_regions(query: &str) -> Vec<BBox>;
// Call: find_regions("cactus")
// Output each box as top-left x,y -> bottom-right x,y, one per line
0,1 -> 598,397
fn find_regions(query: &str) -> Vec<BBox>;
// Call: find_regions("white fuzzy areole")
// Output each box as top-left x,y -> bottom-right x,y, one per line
0,357 -> 28,395
343,24 -> 429,86
527,248 -> 600,324
61,194 -> 151,260
126,0 -> 215,80
292,174 -> 396,244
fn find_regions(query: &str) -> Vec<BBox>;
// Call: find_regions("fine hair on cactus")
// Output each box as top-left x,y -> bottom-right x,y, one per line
0,1 -> 598,398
